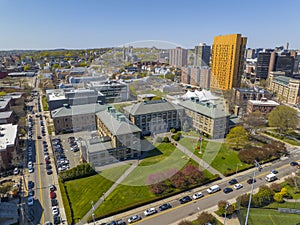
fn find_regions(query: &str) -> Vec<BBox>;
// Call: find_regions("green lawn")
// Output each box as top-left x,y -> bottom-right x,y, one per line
64,164 -> 130,222
92,142 -> 215,219
42,95 -> 49,111
239,208 -> 300,225
179,137 -> 251,175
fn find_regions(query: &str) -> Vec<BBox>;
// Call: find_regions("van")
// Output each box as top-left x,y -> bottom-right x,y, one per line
265,173 -> 277,182
207,185 -> 221,194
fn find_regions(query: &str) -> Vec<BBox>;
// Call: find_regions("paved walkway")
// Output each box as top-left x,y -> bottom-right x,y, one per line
174,141 -> 225,178
79,161 -> 139,224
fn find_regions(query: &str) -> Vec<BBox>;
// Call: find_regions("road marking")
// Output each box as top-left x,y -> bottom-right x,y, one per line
135,163 -> 293,224
36,113 -> 45,224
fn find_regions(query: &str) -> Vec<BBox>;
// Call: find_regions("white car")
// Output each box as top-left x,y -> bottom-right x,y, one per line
13,168 -> 20,175
29,167 -> 34,173
144,207 -> 157,216
234,183 -> 243,190
192,192 -> 204,200
52,206 -> 59,215
128,215 -> 141,223
28,161 -> 33,168
28,197 -> 34,206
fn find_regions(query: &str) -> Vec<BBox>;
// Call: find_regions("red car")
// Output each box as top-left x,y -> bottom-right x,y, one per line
50,191 -> 56,199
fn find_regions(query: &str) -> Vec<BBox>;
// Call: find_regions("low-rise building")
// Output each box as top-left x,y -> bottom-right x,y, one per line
87,80 -> 130,102
247,98 -> 279,114
268,73 -> 300,105
233,87 -> 272,109
124,99 -> 184,135
46,88 -> 105,111
0,97 -> 11,112
178,99 -> 229,139
0,111 -> 15,124
0,124 -> 18,170
51,103 -> 107,134
81,107 -> 141,166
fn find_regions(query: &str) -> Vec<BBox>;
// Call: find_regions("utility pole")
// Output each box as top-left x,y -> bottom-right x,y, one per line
245,160 -> 262,225
223,203 -> 230,225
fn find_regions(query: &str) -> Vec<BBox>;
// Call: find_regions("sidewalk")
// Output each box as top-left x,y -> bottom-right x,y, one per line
79,161 -> 139,224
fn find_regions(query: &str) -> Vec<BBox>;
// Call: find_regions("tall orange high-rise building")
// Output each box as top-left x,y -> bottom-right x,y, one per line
210,34 -> 247,91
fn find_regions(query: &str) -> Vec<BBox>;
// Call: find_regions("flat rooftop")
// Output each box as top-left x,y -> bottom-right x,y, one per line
0,124 -> 18,151
248,99 -> 280,106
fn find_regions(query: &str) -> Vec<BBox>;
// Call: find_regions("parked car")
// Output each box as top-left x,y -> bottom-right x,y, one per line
229,179 -> 238,185
28,161 -> 33,168
47,169 -> 53,175
28,188 -> 34,197
28,181 -> 34,189
53,215 -> 61,225
45,221 -> 52,225
52,206 -> 59,216
159,203 -> 172,211
192,192 -> 204,200
223,187 -> 233,194
28,196 -> 34,206
179,196 -> 192,204
233,183 -> 243,190
128,215 -> 141,223
50,191 -> 56,199
13,168 -> 20,175
50,184 -> 56,191
46,164 -> 52,170
144,207 -> 157,216
51,198 -> 58,206
29,167 -> 34,173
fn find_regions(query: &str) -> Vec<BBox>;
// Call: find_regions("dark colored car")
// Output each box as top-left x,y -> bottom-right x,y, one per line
247,178 -> 256,184
51,198 -> 58,206
179,196 -> 192,204
229,179 -> 238,185
53,215 -> 61,225
37,135 -> 42,139
46,164 -> 52,170
159,203 -> 172,211
223,187 -> 233,194
290,161 -> 299,166
46,169 -> 52,175
28,181 -> 34,189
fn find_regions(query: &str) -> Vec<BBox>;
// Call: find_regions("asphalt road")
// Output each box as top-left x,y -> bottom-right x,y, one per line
26,95 -> 58,225
118,155 -> 300,225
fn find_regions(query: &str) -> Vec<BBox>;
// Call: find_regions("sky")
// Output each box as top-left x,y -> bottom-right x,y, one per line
0,0 -> 299,50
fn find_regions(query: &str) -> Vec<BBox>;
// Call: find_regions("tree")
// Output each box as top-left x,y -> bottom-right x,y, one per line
242,111 -> 266,135
226,126 -> 249,150
178,220 -> 193,225
274,192 -> 284,203
170,171 -> 188,189
24,64 -> 30,71
197,212 -> 217,225
268,105 -> 298,133
217,200 -> 234,216
236,194 -> 250,207
182,164 -> 205,185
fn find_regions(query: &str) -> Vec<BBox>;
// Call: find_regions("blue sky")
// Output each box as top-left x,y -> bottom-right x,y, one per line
0,0 -> 299,50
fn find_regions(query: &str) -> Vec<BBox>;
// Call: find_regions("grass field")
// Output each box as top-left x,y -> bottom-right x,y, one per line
92,142 -> 215,219
179,137 -> 251,175
42,95 -> 49,111
239,208 -> 300,225
64,164 -> 130,222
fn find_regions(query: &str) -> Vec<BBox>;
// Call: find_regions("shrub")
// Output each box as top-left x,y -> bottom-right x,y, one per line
274,192 -> 284,203
170,128 -> 176,133
197,211 -> 217,225
162,137 -> 170,143
156,136 -> 162,143
59,163 -> 96,182
270,183 -> 282,192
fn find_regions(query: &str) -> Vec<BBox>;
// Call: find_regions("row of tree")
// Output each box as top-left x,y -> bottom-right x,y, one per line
146,164 -> 206,195
59,163 -> 96,182
238,140 -> 287,164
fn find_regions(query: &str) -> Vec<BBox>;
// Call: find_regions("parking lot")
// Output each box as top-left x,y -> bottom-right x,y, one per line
50,132 -> 87,172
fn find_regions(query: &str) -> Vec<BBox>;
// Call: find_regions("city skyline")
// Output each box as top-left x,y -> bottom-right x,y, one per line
1,0 -> 300,50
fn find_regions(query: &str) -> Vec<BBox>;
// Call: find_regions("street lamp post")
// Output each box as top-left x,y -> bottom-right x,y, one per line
245,160 -> 262,225
223,203 -> 230,225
